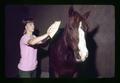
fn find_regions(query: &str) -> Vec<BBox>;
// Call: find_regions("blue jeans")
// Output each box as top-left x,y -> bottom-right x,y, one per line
19,69 -> 36,78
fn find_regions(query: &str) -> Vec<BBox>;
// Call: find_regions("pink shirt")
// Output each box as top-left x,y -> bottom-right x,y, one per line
18,34 -> 38,71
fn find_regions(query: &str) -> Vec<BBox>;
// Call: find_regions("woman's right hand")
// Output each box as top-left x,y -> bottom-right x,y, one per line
47,29 -> 51,37
47,21 -> 61,38
47,24 -> 52,36
47,27 -> 50,33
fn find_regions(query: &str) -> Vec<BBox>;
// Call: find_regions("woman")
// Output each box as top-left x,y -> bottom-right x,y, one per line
18,18 -> 51,78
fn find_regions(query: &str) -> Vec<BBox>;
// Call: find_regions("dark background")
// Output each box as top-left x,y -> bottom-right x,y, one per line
5,5 -> 115,78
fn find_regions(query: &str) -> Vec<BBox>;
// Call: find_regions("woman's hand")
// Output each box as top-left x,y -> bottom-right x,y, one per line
47,21 -> 61,38
47,25 -> 51,36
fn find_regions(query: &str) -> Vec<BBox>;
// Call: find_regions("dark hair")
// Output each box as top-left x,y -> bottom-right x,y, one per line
22,17 -> 34,26
22,17 -> 34,34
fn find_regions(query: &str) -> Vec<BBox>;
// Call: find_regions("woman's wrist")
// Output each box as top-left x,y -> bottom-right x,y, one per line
46,33 -> 51,40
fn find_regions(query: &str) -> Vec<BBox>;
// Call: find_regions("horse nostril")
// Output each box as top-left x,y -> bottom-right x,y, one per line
74,51 -> 81,60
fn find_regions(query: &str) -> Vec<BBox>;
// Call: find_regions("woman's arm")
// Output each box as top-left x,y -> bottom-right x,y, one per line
27,21 -> 61,45
28,33 -> 49,45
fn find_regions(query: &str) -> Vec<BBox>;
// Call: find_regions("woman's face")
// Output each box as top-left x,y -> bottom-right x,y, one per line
25,22 -> 35,32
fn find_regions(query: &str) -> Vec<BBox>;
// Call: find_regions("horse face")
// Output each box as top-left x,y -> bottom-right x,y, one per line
68,7 -> 89,62
71,19 -> 88,62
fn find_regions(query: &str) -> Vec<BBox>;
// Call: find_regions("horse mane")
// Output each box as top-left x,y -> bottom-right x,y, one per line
63,24 -> 79,51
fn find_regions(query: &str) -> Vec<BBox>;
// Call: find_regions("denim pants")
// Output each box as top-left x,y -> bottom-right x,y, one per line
19,69 -> 36,78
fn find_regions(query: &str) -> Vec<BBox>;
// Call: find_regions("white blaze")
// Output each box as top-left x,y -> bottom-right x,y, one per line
76,21 -> 88,62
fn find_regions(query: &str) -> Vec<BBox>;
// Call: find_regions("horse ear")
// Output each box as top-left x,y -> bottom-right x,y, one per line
68,6 -> 74,17
83,11 -> 91,20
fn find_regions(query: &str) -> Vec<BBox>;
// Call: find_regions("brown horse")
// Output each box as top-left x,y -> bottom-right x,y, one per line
48,6 -> 90,78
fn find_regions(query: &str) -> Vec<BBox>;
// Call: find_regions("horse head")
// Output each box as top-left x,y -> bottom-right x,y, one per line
64,6 -> 90,62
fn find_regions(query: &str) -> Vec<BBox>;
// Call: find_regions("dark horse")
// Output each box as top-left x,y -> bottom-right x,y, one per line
48,7 -> 90,78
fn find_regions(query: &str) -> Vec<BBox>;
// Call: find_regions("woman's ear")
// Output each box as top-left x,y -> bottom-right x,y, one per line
68,6 -> 74,17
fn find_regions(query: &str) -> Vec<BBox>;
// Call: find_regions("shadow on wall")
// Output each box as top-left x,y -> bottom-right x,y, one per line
76,25 -> 100,78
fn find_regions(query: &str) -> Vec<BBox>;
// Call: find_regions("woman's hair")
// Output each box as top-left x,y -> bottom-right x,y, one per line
22,17 -> 34,34
22,17 -> 34,25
